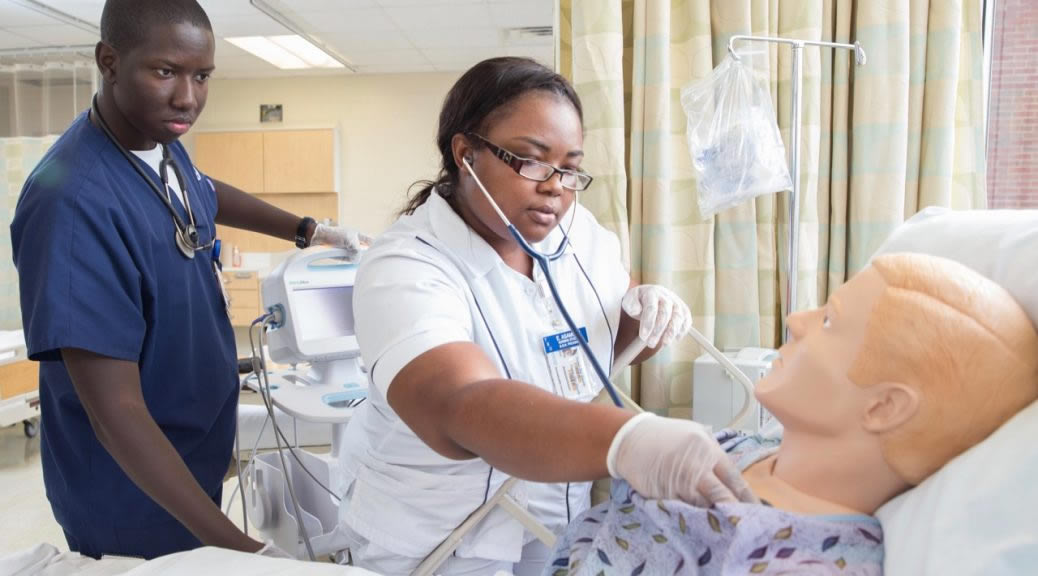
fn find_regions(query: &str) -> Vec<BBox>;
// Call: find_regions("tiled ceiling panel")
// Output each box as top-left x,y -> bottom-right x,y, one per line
0,0 -> 555,77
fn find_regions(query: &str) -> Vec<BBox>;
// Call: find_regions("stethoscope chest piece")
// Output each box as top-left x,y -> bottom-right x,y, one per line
175,227 -> 197,259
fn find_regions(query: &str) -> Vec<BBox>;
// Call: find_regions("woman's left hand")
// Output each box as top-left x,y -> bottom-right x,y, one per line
621,284 -> 692,348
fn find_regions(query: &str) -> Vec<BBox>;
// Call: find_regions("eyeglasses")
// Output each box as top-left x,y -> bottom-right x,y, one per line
467,132 -> 594,192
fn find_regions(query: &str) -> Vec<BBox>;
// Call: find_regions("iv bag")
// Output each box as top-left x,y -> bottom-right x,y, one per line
680,52 -> 792,218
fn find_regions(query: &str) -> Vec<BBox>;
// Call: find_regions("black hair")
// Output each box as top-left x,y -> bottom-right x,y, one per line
100,0 -> 212,53
400,57 -> 583,216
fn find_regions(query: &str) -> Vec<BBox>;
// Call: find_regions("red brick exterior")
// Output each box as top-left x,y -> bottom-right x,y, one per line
988,0 -> 1038,208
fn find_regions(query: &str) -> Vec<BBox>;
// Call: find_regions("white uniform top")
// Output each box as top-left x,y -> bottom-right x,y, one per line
338,191 -> 629,562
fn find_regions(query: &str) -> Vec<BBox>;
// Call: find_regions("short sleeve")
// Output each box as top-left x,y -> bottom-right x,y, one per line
12,176 -> 145,363
353,245 -> 473,396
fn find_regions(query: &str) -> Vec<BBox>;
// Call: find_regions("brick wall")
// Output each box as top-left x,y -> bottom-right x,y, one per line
987,0 -> 1038,208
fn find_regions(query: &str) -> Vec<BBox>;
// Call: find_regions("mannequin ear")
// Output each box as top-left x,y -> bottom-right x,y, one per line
862,383 -> 920,434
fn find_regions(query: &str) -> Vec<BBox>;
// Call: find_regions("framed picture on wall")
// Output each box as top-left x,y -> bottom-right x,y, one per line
260,104 -> 283,123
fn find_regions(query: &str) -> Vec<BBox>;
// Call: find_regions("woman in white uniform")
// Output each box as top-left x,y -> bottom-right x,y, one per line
339,57 -> 757,575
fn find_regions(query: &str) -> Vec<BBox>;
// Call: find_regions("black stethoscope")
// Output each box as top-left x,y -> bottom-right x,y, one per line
91,95 -> 212,259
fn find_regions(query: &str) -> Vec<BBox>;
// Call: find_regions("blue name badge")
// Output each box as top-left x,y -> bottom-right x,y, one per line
542,327 -> 589,354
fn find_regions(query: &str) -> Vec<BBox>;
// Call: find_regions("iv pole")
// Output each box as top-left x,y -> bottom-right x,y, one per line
726,36 -> 867,342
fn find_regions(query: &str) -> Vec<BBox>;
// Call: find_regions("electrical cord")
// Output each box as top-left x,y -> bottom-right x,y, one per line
244,324 -> 342,503
249,316 -> 316,561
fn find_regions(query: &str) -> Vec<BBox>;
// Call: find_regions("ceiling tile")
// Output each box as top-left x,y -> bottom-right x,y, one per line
377,0 -> 483,6
298,8 -> 397,33
421,45 -> 507,67
6,24 -> 97,45
320,28 -> 412,54
489,1 -> 553,29
211,12 -> 289,37
0,3 -> 69,27
197,0 -> 261,17
404,26 -> 503,49
0,28 -> 42,49
282,0 -> 377,11
30,0 -> 104,24
383,3 -> 491,30
353,62 -> 436,74
348,49 -> 427,67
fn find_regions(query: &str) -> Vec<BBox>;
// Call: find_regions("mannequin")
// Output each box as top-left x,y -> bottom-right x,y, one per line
748,252 -> 1038,516
547,253 -> 1038,575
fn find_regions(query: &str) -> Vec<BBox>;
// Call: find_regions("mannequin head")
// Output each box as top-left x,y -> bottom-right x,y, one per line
756,253 -> 1038,507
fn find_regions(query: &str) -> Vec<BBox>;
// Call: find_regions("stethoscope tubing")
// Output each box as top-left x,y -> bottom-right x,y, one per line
462,157 -> 625,408
90,95 -> 206,256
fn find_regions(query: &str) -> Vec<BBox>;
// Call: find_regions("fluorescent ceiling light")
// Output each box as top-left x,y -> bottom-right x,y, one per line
226,35 -> 345,70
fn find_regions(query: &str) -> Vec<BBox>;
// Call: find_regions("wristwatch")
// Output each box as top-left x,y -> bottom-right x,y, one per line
295,216 -> 316,249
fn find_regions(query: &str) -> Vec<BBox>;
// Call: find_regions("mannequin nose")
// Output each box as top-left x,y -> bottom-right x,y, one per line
786,309 -> 814,341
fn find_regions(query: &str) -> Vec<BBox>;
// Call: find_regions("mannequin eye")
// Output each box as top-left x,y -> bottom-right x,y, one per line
822,314 -> 832,329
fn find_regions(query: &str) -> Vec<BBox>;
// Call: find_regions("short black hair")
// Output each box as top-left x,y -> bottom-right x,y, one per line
100,0 -> 212,53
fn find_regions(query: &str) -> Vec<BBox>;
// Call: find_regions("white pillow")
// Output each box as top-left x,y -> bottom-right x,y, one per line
875,399 -> 1038,575
873,207 -> 1038,575
873,206 -> 1038,327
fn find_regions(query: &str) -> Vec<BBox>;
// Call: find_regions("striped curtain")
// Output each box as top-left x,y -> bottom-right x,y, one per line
1,136 -> 59,330
561,0 -> 986,417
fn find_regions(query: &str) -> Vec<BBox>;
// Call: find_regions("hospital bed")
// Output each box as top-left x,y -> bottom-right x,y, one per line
413,207 -> 1038,576
0,543 -> 378,576
0,330 -> 40,439
5,208 -> 1034,576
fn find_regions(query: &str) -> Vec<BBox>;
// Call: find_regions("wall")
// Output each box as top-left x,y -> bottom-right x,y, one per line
987,0 -> 1038,208
186,72 -> 460,234
0,86 -> 9,137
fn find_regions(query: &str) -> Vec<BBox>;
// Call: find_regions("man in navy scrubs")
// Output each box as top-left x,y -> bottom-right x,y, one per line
10,0 -> 362,559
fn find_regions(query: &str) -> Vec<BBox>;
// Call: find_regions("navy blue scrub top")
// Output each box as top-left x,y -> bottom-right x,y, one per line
10,111 -> 239,559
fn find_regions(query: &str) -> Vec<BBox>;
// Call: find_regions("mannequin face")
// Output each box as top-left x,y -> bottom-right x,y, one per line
755,266 -> 888,436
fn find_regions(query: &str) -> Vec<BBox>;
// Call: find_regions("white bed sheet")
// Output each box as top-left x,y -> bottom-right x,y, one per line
0,544 -> 380,576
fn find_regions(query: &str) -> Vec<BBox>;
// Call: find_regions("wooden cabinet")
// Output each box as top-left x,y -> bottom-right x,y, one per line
262,130 -> 335,193
192,128 -> 338,253
223,270 -> 262,327
193,131 -> 264,194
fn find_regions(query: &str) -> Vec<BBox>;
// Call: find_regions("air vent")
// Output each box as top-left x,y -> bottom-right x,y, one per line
505,26 -> 554,41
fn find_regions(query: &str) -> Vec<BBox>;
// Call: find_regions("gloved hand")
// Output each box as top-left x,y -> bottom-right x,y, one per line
621,284 -> 692,349
310,224 -> 374,260
607,412 -> 759,507
256,539 -> 294,559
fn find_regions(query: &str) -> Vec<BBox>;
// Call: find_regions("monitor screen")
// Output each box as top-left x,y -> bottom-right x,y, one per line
291,286 -> 355,342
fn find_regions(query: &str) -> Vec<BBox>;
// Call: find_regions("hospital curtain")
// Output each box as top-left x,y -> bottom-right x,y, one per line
1,137 -> 58,330
0,63 -> 89,330
560,0 -> 987,417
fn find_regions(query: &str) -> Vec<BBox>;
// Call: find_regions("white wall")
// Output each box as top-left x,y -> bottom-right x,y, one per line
186,72 -> 460,234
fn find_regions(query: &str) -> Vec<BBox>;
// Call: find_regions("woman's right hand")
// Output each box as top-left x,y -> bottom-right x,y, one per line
607,413 -> 759,507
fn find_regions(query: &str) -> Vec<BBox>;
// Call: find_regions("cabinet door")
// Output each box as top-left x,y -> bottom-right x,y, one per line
263,130 -> 335,193
194,131 -> 265,193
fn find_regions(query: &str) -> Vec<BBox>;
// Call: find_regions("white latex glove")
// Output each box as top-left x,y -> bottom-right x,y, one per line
310,223 -> 374,260
256,540 -> 293,559
621,284 -> 693,349
607,412 -> 759,507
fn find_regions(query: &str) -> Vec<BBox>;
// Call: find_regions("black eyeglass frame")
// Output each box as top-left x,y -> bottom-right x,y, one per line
466,132 -> 594,192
